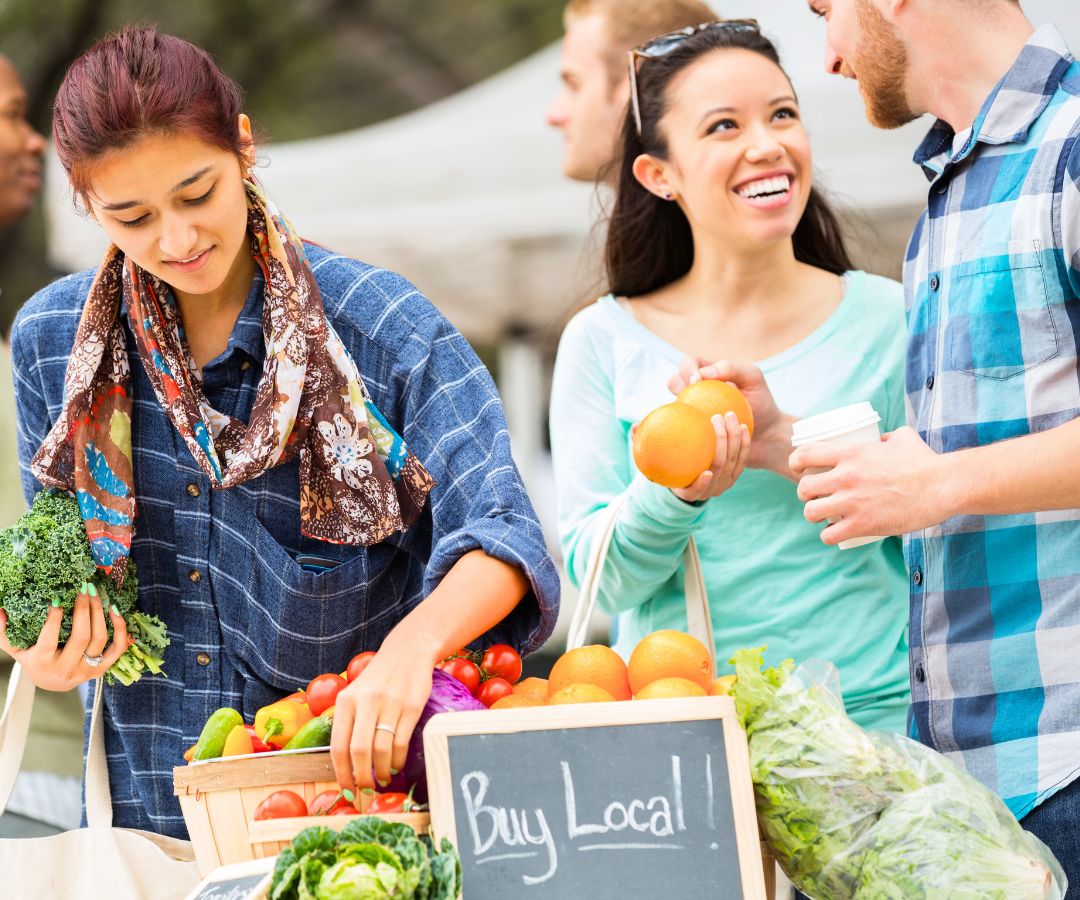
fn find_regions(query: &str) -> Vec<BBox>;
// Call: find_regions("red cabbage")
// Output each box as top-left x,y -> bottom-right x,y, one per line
383,668 -> 485,803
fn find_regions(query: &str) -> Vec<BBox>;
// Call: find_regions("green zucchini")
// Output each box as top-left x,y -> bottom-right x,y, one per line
192,707 -> 243,761
283,714 -> 332,750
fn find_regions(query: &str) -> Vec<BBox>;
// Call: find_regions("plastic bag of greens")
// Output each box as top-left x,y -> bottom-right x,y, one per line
731,648 -> 1066,900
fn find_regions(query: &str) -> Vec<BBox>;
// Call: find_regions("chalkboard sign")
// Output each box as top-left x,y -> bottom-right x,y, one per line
183,858 -> 274,900
424,696 -> 766,899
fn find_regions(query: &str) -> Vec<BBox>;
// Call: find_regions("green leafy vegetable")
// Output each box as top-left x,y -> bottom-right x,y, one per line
0,489 -> 169,686
731,647 -> 1065,899
269,816 -> 462,900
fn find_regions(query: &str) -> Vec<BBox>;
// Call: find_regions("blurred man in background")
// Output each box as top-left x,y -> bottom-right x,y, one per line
546,0 -> 717,184
0,54 -> 83,840
0,55 -> 44,229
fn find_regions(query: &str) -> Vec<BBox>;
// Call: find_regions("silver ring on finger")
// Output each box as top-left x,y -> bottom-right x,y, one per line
82,652 -> 105,668
374,723 -> 396,737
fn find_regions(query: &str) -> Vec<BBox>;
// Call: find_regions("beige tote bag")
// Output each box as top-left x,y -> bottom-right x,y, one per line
565,492 -> 717,672
0,663 -> 201,899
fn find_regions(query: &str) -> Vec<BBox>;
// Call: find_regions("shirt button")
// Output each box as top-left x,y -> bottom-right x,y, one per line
188,569 -> 202,583
915,664 -> 926,683
929,274 -> 940,291
196,652 -> 211,666
925,373 -> 935,390
912,569 -> 922,586
240,360 -> 251,371
186,483 -> 201,498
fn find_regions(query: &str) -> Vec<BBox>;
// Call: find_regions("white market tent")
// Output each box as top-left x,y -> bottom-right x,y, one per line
44,0 -> 1078,342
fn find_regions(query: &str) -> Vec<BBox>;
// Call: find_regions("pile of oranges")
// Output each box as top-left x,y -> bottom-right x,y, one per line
490,630 -> 735,709
632,380 -> 754,489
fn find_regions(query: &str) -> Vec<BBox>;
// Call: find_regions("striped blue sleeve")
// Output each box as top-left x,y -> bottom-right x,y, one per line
9,310 -> 50,505
394,312 -> 560,655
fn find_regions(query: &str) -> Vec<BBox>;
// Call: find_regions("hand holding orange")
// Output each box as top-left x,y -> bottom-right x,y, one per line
632,380 -> 753,490
676,380 -> 754,437
632,402 -> 716,489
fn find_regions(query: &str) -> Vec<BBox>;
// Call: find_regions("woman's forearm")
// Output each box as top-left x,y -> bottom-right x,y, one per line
379,549 -> 529,664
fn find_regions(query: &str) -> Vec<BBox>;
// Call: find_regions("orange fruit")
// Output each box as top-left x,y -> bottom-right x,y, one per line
677,380 -> 754,437
548,683 -> 616,705
635,677 -> 708,699
513,677 -> 549,703
710,675 -> 737,696
632,402 -> 715,489
548,645 -> 631,701
491,694 -> 543,710
627,630 -> 714,695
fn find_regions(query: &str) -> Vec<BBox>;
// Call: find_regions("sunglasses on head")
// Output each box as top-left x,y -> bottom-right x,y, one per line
628,19 -> 761,136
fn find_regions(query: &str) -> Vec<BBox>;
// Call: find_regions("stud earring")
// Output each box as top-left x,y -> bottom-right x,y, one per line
663,191 -> 674,201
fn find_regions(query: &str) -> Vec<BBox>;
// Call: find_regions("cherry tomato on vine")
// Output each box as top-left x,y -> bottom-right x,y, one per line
346,651 -> 377,683
476,676 -> 515,708
253,790 -> 308,820
481,644 -> 522,683
308,789 -> 354,816
437,657 -> 481,695
367,791 -> 417,814
306,673 -> 347,716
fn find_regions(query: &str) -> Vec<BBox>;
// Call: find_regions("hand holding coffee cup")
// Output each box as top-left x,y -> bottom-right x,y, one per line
790,402 -> 885,549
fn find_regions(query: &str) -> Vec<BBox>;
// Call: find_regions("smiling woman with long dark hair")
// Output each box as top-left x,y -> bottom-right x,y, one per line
549,21 -> 910,730
6,25 -> 558,838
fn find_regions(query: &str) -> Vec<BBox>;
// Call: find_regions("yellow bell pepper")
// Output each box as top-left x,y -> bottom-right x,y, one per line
221,724 -> 255,757
255,697 -> 313,749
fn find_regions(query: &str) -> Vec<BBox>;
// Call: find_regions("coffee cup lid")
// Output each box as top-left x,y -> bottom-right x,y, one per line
791,401 -> 881,447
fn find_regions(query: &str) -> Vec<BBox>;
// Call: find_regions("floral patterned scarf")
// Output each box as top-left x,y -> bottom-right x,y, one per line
32,179 -> 435,586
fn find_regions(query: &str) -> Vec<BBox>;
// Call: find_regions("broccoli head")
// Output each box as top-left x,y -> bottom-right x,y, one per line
0,489 -> 168,686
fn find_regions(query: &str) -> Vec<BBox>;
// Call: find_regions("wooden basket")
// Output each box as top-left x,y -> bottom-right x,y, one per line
173,749 -> 429,875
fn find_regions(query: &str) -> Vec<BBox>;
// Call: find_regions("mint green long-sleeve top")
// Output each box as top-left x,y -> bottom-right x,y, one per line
549,272 -> 911,732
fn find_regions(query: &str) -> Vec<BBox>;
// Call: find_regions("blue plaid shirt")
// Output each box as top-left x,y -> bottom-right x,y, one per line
903,24 -> 1080,818
10,243 -> 560,838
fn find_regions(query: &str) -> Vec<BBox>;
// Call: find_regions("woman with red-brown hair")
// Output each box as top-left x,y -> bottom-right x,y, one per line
5,25 -> 558,837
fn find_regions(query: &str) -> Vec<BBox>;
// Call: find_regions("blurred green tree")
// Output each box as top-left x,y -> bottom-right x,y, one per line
0,0 -> 563,331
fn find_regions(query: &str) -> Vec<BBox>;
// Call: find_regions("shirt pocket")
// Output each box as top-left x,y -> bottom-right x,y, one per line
945,239 -> 1059,380
242,512 -> 371,686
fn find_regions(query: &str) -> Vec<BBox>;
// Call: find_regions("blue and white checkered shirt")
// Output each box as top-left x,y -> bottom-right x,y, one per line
903,24 -> 1080,818
10,243 -> 560,838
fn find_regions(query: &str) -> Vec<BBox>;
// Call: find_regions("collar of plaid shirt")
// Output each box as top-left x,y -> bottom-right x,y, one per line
913,24 -> 1075,175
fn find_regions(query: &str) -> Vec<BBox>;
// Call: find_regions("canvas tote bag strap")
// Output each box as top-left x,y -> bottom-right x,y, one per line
0,662 -> 36,815
0,664 -> 114,825
566,492 -> 717,672
85,678 -> 113,828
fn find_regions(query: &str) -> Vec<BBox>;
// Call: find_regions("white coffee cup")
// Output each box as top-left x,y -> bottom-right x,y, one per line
791,401 -> 884,550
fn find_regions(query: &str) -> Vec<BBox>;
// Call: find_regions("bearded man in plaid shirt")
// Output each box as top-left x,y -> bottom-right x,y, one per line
791,0 -> 1080,882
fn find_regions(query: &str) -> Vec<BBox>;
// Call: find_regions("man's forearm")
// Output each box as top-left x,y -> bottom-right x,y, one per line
937,417 -> 1080,518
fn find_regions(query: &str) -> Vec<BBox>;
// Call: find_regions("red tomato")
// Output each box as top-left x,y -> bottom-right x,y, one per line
367,791 -> 416,814
306,673 -> 348,716
253,790 -> 308,820
243,724 -> 272,753
329,805 -> 361,816
481,644 -> 522,683
476,676 -> 514,708
346,651 -> 377,683
437,657 -> 481,695
308,790 -> 354,816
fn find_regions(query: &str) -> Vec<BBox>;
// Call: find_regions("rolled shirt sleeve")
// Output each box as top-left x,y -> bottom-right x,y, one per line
393,311 -> 560,655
